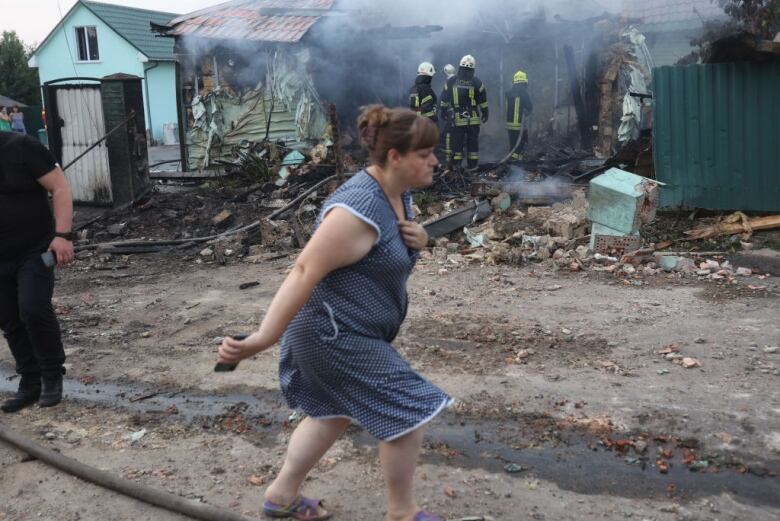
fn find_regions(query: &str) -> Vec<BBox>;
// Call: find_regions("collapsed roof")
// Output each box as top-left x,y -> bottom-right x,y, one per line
152,0 -> 336,43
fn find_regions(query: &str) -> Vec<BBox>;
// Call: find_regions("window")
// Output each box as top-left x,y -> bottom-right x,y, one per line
75,26 -> 99,61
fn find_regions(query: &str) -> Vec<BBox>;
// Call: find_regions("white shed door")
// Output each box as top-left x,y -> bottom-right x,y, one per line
57,87 -> 112,204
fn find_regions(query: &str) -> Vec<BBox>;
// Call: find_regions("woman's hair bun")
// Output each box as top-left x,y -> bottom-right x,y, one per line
357,105 -> 392,149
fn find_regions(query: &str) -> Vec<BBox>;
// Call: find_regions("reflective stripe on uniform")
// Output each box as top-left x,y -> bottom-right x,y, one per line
506,96 -> 522,129
421,95 -> 433,105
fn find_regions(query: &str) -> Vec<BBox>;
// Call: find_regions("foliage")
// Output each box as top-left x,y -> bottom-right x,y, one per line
678,0 -> 780,64
0,31 -> 40,105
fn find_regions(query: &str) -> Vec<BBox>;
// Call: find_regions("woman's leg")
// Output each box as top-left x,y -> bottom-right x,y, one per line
379,426 -> 426,521
265,416 -> 351,509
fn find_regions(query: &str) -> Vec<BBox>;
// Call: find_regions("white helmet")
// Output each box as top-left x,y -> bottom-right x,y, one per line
417,62 -> 435,77
459,55 -> 476,69
443,64 -> 456,78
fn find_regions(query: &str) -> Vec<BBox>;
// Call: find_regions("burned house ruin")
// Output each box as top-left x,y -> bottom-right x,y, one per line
152,0 -> 661,172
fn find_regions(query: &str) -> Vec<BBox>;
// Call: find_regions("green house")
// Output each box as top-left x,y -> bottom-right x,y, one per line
28,0 -> 179,144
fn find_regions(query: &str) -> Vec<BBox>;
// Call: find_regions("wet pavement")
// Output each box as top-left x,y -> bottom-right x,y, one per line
2,365 -> 778,510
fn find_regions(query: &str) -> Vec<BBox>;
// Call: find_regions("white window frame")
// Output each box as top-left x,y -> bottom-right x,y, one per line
74,26 -> 100,62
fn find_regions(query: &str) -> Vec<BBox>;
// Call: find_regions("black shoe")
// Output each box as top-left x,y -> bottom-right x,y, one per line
39,376 -> 63,408
1,375 -> 42,413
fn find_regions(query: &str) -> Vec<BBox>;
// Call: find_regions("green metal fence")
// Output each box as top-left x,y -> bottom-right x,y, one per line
21,105 -> 44,137
653,61 -> 780,211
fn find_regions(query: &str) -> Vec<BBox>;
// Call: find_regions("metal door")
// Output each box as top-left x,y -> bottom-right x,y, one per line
55,86 -> 113,204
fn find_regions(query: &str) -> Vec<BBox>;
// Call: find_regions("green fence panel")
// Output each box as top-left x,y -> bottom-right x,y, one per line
653,61 -> 780,211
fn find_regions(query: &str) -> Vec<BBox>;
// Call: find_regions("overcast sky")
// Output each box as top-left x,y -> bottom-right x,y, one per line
3,0 -> 216,46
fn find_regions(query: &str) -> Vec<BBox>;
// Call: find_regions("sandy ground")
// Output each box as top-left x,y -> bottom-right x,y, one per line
1,250 -> 779,521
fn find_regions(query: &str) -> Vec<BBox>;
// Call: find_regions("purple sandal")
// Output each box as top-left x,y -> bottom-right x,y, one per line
263,496 -> 332,520
413,511 -> 443,521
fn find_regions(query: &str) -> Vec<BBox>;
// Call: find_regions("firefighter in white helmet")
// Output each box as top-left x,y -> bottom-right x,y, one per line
409,62 -> 438,122
440,54 -> 488,168
443,64 -> 456,79
440,64 -> 457,161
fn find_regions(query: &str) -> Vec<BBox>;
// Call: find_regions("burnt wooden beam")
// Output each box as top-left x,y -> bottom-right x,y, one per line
563,44 -> 592,151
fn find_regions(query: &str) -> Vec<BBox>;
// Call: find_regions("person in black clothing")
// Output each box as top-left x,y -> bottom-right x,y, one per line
440,64 -> 456,162
440,55 -> 488,169
0,131 -> 74,413
409,62 -> 438,123
505,70 -> 533,161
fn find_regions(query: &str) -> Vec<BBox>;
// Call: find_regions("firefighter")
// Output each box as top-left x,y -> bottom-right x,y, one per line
506,69 -> 533,160
443,64 -> 456,79
440,64 -> 457,161
409,62 -> 438,122
440,55 -> 488,169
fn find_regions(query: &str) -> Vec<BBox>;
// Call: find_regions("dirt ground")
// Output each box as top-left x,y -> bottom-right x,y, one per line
1,227 -> 780,521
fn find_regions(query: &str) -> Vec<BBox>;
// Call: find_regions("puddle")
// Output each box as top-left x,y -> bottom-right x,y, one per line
2,366 -> 778,507
0,365 -> 283,424
419,423 -> 780,509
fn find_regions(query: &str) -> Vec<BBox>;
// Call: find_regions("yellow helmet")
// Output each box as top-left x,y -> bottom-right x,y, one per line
513,70 -> 528,84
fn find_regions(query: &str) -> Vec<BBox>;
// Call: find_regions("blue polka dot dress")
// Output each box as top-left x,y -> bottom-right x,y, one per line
279,170 -> 453,441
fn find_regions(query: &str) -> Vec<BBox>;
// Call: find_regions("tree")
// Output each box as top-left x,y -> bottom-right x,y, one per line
0,31 -> 40,105
718,0 -> 780,39
679,0 -> 780,64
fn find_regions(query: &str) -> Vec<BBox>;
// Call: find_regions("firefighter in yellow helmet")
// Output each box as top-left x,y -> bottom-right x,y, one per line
409,62 -> 438,122
440,55 -> 488,169
506,70 -> 533,160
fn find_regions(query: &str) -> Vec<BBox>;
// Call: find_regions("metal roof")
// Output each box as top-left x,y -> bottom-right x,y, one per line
34,1 -> 178,61
162,0 -> 336,43
83,1 -> 179,60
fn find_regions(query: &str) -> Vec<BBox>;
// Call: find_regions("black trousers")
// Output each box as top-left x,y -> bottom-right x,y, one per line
450,125 -> 481,168
0,250 -> 65,379
507,129 -> 529,159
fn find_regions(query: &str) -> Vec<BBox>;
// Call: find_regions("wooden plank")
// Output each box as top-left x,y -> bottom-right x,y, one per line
685,215 -> 780,240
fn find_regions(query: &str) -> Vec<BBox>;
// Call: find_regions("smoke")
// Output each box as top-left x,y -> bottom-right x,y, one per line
502,166 -> 577,200
176,0 -> 626,159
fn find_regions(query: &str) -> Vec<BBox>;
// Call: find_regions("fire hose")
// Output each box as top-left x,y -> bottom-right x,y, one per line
495,116 -> 529,167
0,421 -> 259,521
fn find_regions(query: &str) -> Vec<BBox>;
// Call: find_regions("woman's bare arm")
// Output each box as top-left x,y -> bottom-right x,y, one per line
218,207 -> 378,363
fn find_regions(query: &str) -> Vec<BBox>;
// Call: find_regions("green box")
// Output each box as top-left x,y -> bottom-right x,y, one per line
588,168 -> 658,235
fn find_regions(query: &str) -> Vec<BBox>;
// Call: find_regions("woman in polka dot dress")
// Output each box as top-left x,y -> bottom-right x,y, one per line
218,105 -> 451,521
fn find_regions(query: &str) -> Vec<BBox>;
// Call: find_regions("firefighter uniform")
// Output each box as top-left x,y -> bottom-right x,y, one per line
440,64 -> 456,161
505,70 -> 533,160
409,76 -> 438,122
440,56 -> 488,169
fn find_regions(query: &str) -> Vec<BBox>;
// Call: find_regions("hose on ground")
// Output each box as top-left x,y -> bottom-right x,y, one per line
0,422 -> 259,521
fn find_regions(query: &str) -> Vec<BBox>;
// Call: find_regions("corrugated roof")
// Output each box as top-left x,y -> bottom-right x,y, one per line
83,1 -> 179,60
162,0 -> 335,43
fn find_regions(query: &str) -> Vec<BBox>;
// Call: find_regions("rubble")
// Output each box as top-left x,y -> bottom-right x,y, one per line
543,191 -> 589,240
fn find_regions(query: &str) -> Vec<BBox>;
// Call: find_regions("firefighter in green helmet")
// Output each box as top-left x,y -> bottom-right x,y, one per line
505,69 -> 533,160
